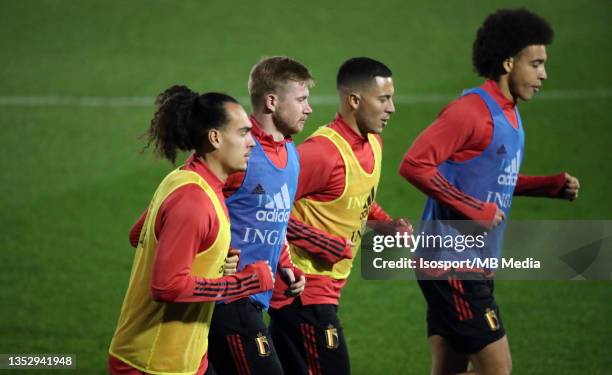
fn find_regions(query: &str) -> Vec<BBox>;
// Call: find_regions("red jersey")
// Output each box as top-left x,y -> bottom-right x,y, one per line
223,115 -> 291,196
127,154 -> 273,301
399,80 -> 566,223
116,154 -> 274,374
271,115 -> 393,307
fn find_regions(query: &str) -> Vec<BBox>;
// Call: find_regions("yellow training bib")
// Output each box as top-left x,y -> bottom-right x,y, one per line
290,126 -> 382,279
109,169 -> 229,375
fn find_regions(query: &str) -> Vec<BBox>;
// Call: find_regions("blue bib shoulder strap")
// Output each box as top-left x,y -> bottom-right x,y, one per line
462,87 -> 504,119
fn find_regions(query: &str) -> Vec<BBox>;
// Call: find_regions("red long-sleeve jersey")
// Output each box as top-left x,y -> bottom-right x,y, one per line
116,154 -> 274,375
271,115 -> 394,307
399,80 -> 566,223
127,154 -> 274,302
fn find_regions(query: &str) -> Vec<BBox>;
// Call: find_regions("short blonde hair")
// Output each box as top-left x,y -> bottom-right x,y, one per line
248,56 -> 315,107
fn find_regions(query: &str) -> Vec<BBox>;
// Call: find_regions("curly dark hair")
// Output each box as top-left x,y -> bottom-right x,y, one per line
145,85 -> 239,164
472,8 -> 554,79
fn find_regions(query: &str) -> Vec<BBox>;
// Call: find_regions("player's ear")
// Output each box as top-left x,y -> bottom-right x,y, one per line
503,57 -> 514,74
264,93 -> 278,113
348,93 -> 361,110
208,128 -> 222,150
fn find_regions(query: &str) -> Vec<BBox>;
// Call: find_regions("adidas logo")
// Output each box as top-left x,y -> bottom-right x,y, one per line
497,145 -> 507,155
497,150 -> 520,186
251,184 -> 266,195
256,184 -> 291,222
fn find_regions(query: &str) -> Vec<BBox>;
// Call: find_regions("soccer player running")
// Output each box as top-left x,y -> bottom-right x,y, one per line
399,9 -> 580,375
108,86 -> 275,375
206,56 -> 314,375
268,57 -> 412,375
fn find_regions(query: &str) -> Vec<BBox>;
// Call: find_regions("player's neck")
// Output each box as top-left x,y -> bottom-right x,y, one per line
251,112 -> 286,142
197,153 -> 228,182
496,76 -> 517,103
337,110 -> 368,139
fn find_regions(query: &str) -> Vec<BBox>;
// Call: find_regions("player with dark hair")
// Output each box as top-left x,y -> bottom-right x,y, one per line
207,56 -> 314,375
268,57 -> 412,375
108,85 -> 275,375
399,9 -> 580,375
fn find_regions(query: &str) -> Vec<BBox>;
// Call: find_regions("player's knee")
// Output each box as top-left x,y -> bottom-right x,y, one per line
476,343 -> 512,375
489,356 -> 511,375
502,343 -> 512,375
505,356 -> 513,375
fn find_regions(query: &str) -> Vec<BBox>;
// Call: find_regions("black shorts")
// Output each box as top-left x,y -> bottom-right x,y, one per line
208,298 -> 283,375
417,271 -> 505,354
268,298 -> 350,375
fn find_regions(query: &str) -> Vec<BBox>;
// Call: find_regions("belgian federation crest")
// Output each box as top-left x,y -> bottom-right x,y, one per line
485,308 -> 500,331
255,333 -> 271,357
325,325 -> 339,349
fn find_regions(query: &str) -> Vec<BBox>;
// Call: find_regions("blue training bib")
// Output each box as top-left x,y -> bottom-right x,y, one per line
417,88 -> 525,266
224,138 -> 299,309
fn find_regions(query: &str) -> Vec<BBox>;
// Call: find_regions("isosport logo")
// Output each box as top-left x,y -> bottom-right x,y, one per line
255,184 -> 291,223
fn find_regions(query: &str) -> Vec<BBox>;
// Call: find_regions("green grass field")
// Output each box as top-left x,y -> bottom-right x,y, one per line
1,1 -> 610,373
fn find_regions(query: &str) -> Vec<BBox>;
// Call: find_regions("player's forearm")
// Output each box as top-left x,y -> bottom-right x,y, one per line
277,242 -> 306,280
514,173 -> 566,197
398,101 -> 499,223
286,215 -> 351,264
278,242 -> 294,269
401,162 -> 496,222
151,263 -> 273,303
368,201 -> 393,222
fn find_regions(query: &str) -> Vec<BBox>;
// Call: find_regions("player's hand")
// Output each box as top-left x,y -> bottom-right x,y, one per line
369,218 -> 413,236
395,218 -> 414,235
280,268 -> 306,297
243,261 -> 275,291
478,203 -> 505,230
490,206 -> 505,229
250,261 -> 274,283
395,218 -> 415,247
223,248 -> 240,276
263,261 -> 274,281
343,239 -> 355,260
560,173 -> 580,201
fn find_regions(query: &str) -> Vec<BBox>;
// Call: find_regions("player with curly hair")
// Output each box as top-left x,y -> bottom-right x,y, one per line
400,9 -> 580,375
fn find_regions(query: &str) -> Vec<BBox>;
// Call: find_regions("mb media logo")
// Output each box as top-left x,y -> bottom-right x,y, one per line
255,184 -> 291,222
497,149 -> 520,186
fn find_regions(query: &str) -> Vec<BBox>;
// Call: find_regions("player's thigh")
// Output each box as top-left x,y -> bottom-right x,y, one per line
271,302 -> 350,375
269,305 -> 311,375
428,334 -> 469,375
468,335 -> 511,375
210,300 -> 283,375
309,304 -> 350,375
268,303 -> 303,350
282,319 -> 348,375
238,328 -> 284,375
